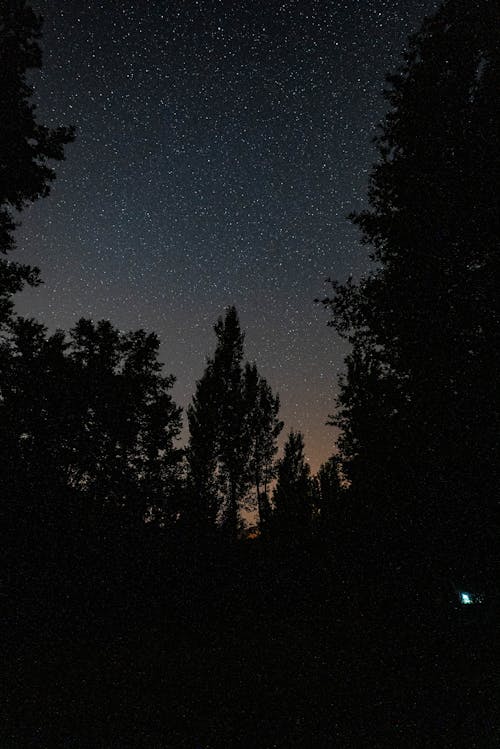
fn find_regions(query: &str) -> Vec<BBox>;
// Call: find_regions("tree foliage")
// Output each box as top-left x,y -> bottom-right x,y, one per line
0,1 -> 74,320
313,455 -> 343,537
271,430 -> 313,541
244,361 -> 283,530
1,317 -> 183,532
323,0 -> 499,583
187,307 -> 282,538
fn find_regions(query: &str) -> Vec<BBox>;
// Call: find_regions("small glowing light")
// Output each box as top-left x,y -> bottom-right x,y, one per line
460,592 -> 472,605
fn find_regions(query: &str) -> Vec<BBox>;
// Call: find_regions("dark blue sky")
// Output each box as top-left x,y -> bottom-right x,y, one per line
16,0 -> 438,471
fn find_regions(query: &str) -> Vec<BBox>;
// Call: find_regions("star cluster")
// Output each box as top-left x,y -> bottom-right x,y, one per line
16,0 -> 439,470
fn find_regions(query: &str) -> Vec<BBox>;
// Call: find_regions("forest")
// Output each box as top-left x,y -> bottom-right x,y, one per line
2,1 -> 498,746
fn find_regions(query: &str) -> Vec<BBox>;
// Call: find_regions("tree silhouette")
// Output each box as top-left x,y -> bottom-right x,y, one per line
0,317 -> 71,524
0,1 -> 74,321
187,306 -> 246,538
212,307 -> 249,538
314,455 -> 343,537
187,307 -> 282,539
69,319 -> 183,526
271,430 -> 313,542
0,317 -> 183,536
186,357 -> 221,534
244,362 -> 283,531
322,0 -> 499,586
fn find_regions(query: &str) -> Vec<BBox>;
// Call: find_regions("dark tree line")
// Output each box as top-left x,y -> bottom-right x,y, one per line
186,305 -> 342,542
2,318 -> 183,526
321,0 -> 499,593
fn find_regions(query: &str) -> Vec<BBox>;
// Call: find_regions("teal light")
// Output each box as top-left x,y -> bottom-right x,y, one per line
460,592 -> 472,605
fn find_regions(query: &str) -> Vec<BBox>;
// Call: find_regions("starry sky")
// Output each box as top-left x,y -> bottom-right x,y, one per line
15,0 -> 439,472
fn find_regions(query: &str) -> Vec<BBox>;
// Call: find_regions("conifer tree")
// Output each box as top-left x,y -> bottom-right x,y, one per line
187,307 -> 282,539
187,307 -> 247,538
272,431 -> 313,542
212,307 -> 248,537
244,363 -> 283,529
314,455 -> 343,536
186,359 -> 220,532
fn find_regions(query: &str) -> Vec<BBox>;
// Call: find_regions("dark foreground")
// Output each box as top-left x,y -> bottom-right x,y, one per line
3,538 -> 498,748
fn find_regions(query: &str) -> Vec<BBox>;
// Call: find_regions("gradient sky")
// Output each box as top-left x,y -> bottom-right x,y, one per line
15,0 -> 438,472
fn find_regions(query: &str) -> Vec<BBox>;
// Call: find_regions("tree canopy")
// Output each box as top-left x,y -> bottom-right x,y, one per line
187,306 -> 283,539
322,0 -> 499,586
0,0 -> 74,320
272,430 -> 313,542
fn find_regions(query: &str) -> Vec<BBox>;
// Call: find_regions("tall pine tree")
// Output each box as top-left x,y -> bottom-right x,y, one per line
187,307 -> 282,539
244,362 -> 283,530
314,455 -> 343,538
272,431 -> 313,543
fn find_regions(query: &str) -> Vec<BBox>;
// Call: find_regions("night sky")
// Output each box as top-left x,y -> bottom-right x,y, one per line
16,0 -> 438,472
